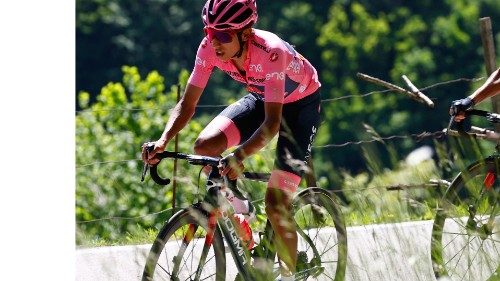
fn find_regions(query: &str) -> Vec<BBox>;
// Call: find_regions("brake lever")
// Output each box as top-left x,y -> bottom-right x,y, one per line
448,112 -> 474,135
140,142 -> 156,182
141,163 -> 149,182
447,116 -> 455,133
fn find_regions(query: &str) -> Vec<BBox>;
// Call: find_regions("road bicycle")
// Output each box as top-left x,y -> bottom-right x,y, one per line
140,150 -> 348,281
430,109 -> 500,281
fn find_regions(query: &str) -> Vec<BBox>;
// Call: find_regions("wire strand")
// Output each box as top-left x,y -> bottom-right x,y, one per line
76,76 -> 482,114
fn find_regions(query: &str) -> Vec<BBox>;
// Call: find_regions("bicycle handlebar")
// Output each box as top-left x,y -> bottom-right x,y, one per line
155,151 -> 221,166
141,150 -> 272,186
141,151 -> 221,186
446,109 -> 500,141
466,109 -> 500,122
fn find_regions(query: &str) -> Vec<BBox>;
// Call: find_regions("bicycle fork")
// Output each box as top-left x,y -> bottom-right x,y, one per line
171,224 -> 198,279
170,210 -> 219,281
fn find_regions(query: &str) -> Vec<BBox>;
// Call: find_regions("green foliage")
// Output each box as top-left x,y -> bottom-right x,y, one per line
341,159 -> 440,226
76,1 -> 500,244
76,66 -> 275,244
314,0 -> 499,189
76,66 -> 205,243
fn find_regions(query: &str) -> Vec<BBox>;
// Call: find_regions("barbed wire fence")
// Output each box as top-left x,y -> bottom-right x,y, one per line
75,77 -> 483,114
76,75 -> 485,224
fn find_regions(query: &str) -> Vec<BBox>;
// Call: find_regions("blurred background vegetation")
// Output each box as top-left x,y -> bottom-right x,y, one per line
76,0 -> 500,245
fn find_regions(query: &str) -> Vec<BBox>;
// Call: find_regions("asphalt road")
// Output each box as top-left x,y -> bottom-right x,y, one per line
76,220 -> 499,281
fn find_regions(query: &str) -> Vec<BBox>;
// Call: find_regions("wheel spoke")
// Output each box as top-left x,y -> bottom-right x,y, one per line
292,191 -> 346,281
299,207 -> 312,253
320,241 -> 339,257
457,239 -> 486,281
319,270 -> 335,281
445,231 -> 476,268
431,160 -> 500,281
320,233 -> 336,257
143,210 -> 223,281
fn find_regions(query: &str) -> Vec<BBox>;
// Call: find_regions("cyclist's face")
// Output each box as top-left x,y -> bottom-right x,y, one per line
204,28 -> 242,61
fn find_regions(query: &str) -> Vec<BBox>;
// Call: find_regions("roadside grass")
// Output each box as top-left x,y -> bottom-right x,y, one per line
338,159 -> 441,227
77,226 -> 158,248
77,159 -> 442,247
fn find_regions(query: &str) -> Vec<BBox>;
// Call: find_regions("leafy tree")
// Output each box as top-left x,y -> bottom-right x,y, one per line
76,66 -> 273,243
314,0 -> 499,188
76,66 -> 206,242
76,0 -> 205,106
76,1 -> 500,241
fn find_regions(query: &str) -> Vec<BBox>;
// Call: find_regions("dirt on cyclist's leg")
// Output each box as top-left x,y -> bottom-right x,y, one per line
265,187 -> 297,276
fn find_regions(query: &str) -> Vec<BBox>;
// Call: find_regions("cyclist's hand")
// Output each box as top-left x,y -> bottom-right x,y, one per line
220,153 -> 245,180
449,97 -> 474,122
141,140 -> 166,165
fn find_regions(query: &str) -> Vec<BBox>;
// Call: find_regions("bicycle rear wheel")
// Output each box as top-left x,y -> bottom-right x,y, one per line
292,187 -> 348,281
142,206 -> 226,281
431,156 -> 500,281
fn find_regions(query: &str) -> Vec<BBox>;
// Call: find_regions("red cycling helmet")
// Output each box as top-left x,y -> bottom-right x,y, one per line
202,0 -> 258,30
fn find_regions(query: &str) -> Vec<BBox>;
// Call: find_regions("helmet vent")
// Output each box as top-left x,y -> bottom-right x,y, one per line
218,2 -> 244,24
233,8 -> 252,25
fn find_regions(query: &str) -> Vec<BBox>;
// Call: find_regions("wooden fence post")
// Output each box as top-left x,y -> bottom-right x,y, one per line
479,17 -> 498,132
172,84 -> 181,209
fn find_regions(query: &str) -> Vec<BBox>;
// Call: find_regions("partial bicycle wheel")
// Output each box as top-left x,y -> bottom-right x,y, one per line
431,156 -> 500,281
292,187 -> 348,281
142,206 -> 226,281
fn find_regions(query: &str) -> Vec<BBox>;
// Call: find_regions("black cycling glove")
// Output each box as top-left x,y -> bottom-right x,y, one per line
449,97 -> 474,116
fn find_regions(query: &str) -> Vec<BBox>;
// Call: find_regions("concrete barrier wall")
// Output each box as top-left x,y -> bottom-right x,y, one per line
75,220 -> 497,281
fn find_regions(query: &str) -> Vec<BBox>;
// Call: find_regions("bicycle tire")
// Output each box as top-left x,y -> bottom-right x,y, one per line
291,187 -> 348,281
431,156 -> 500,281
142,206 -> 226,281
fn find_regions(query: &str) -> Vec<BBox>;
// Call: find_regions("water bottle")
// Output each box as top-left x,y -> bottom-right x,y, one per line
223,188 -> 256,222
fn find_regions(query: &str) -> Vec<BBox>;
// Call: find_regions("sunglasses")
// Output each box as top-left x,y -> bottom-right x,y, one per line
203,27 -> 235,44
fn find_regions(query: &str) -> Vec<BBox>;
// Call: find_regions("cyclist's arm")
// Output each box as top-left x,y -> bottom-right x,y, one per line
157,83 -> 204,148
233,102 -> 282,160
233,46 -> 286,160
469,67 -> 500,105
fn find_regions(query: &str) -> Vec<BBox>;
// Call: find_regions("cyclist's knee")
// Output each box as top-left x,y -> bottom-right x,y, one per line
193,136 -> 226,156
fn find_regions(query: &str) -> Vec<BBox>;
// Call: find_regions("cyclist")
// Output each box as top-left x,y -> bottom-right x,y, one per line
141,1 -> 321,280
450,67 -> 500,120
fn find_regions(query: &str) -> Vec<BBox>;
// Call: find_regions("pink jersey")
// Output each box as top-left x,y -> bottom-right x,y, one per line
188,29 -> 321,104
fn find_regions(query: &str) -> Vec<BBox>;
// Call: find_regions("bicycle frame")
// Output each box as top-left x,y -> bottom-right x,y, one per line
206,181 -> 255,280
144,150 -> 332,281
168,164 -> 273,281
184,178 -> 331,281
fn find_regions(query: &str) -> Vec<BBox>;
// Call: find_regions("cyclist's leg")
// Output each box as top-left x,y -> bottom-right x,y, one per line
265,91 -> 321,278
194,93 -> 264,156
196,94 -> 264,219
266,173 -> 300,277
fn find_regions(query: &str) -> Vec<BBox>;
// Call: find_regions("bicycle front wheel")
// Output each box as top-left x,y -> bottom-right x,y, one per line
292,187 -> 348,281
142,206 -> 226,281
431,156 -> 500,281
